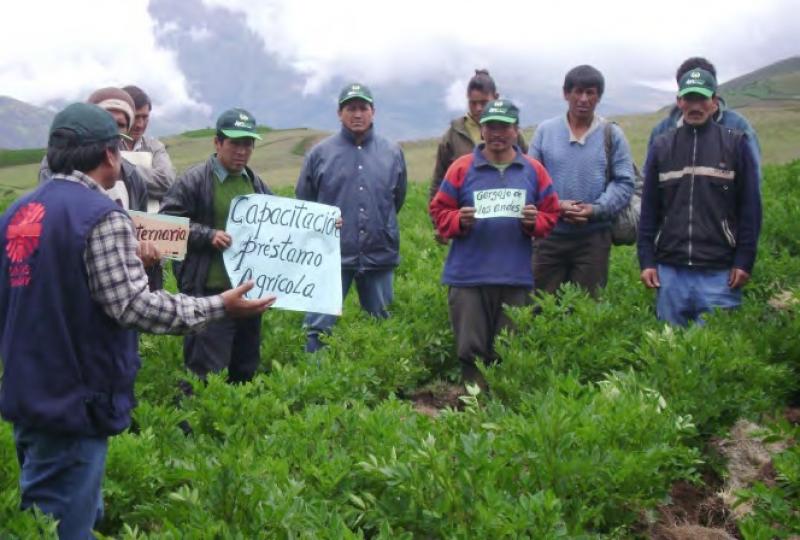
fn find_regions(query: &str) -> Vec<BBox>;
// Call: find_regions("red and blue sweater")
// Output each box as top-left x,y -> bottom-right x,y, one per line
429,146 -> 559,287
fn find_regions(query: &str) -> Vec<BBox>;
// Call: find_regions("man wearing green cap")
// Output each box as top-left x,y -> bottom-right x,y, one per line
295,83 -> 407,353
0,103 -> 273,539
161,108 -> 273,380
638,68 -> 761,326
429,99 -> 560,385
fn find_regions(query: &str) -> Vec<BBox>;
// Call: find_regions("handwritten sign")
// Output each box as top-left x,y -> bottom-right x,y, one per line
474,188 -> 526,219
223,194 -> 342,315
120,151 -> 153,169
128,211 -> 189,260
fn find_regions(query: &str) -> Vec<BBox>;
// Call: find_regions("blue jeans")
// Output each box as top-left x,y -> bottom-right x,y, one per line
304,268 -> 394,338
656,264 -> 742,326
13,424 -> 108,540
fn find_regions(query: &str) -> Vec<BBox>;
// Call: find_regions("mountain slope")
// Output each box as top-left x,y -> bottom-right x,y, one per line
720,56 -> 800,108
0,96 -> 54,150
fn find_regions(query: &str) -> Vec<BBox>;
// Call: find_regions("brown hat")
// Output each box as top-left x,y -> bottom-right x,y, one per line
86,87 -> 135,130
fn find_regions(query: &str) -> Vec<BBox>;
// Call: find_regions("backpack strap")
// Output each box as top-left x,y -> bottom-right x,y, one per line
603,121 -> 615,186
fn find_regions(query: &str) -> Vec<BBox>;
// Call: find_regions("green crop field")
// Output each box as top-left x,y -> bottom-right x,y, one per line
1,157 -> 799,537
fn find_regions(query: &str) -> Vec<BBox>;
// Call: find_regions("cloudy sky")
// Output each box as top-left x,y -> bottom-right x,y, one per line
1,0 -> 797,138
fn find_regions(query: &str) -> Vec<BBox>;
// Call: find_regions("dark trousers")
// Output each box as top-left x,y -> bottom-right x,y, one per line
533,228 -> 612,297
448,286 -> 531,379
184,314 -> 262,383
14,424 -> 108,540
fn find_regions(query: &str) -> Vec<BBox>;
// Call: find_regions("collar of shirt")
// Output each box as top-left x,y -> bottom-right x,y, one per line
50,171 -> 104,193
563,113 -> 604,145
211,155 -> 251,184
340,125 -> 375,146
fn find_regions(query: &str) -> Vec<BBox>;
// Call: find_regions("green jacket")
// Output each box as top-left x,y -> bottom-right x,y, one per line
429,116 -> 527,201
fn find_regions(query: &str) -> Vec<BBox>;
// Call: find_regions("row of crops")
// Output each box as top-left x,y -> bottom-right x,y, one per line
1,161 -> 799,538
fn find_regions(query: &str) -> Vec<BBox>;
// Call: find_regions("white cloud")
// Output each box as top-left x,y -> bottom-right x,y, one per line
202,0 -> 799,96
0,0 -> 209,119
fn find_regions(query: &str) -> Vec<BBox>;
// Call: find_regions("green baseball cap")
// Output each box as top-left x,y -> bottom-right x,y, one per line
678,68 -> 717,98
338,83 -> 374,105
216,108 -> 263,140
480,99 -> 520,124
49,102 -> 128,144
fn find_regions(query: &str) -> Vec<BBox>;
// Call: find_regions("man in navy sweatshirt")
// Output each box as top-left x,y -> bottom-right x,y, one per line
430,99 -> 559,385
0,103 -> 274,539
529,65 -> 635,297
638,68 -> 761,326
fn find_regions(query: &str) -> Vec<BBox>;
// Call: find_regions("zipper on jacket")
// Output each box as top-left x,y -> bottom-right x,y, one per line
688,129 -> 697,265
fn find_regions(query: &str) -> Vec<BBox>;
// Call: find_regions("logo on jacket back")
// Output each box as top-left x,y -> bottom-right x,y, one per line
5,202 -> 45,287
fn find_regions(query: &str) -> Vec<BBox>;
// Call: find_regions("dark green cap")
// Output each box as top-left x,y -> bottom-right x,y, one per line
216,108 -> 262,140
49,102 -> 126,145
480,99 -> 519,125
338,83 -> 373,105
678,68 -> 717,98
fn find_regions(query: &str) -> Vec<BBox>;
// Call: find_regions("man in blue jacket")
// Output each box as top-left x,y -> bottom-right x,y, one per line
0,103 -> 273,539
638,69 -> 761,326
296,83 -> 407,352
648,57 -> 761,183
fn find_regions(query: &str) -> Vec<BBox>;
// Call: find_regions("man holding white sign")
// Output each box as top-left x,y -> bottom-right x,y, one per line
429,99 -> 560,385
160,108 -> 271,382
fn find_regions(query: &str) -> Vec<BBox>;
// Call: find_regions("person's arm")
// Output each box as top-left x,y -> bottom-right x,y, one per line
84,212 -> 271,334
139,139 -> 177,201
592,125 -> 635,220
295,151 -> 319,202
160,175 -> 215,249
732,134 -> 761,275
429,133 -> 454,202
394,149 -> 407,213
429,162 -> 468,239
528,127 -> 544,163
525,160 -> 560,238
637,146 -> 661,272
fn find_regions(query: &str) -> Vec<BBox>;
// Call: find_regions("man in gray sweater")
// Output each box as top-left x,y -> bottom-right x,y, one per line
529,65 -> 634,297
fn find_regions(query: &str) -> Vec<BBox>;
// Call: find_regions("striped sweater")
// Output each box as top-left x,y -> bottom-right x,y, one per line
429,145 -> 559,287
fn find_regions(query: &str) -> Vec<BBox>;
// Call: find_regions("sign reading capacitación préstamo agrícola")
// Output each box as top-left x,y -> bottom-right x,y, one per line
223,194 -> 343,315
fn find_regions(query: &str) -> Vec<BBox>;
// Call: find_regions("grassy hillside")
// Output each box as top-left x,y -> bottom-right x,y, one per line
1,100 -> 799,197
719,56 -> 800,108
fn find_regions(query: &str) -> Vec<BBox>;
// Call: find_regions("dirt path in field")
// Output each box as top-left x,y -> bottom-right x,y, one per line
644,410 -> 799,539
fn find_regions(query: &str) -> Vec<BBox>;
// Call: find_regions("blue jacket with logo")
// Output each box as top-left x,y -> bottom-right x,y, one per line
295,126 -> 407,270
0,180 -> 140,437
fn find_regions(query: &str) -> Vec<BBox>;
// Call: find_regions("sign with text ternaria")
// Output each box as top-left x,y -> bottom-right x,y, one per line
223,194 -> 342,315
128,211 -> 189,260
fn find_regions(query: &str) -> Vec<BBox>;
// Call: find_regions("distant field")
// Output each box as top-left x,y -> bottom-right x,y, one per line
1,104 -> 799,197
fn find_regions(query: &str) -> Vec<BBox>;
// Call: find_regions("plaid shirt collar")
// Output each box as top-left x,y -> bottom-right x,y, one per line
50,171 -> 105,193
